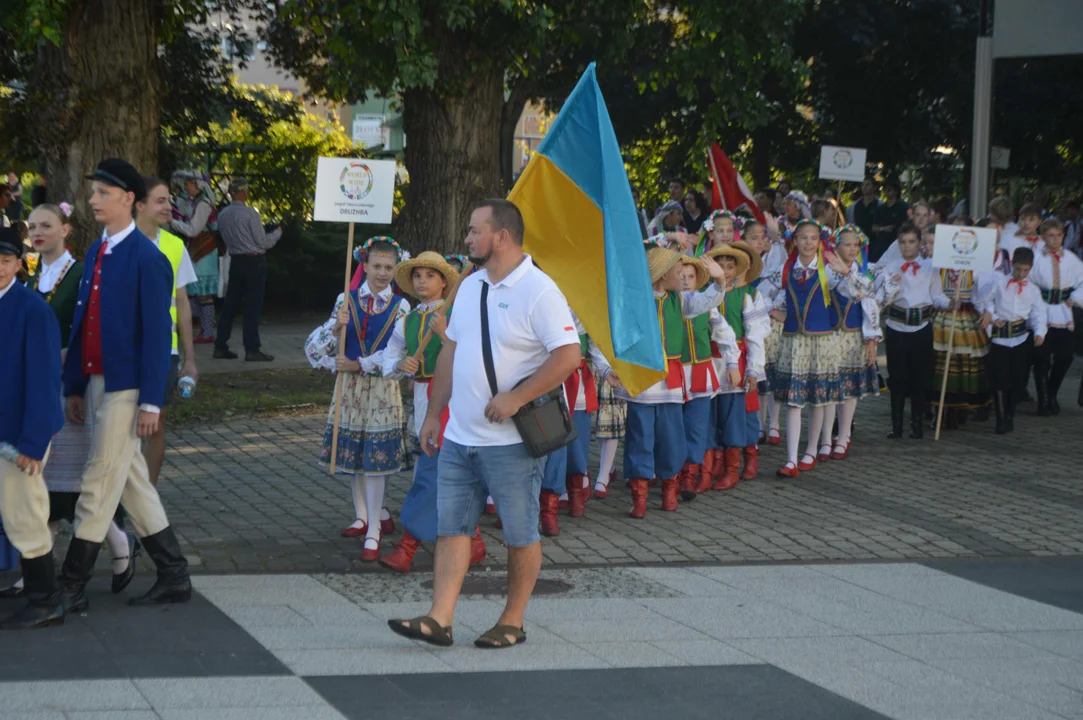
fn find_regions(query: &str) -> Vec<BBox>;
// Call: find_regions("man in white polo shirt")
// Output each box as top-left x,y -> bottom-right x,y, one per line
388,199 -> 581,649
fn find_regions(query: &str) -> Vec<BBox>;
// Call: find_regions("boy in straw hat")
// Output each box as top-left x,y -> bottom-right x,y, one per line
674,257 -> 737,502
593,246 -> 732,519
380,251 -> 486,572
703,242 -> 769,489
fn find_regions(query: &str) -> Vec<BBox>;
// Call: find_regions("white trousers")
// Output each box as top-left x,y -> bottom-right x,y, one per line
73,376 -> 170,542
0,448 -> 53,559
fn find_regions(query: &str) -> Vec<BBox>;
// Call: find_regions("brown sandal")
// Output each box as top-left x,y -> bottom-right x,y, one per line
474,624 -> 527,649
387,615 -> 454,647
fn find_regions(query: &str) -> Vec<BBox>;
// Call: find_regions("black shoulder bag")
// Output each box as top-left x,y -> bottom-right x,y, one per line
480,282 -> 577,458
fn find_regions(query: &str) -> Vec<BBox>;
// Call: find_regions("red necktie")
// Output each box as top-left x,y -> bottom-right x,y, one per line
1026,236 -> 1039,246
1007,279 -> 1027,295
901,262 -> 919,275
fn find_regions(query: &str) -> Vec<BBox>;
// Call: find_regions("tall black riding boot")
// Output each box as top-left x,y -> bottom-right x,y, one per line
993,392 -> 1007,435
0,554 -> 64,629
1004,390 -> 1016,433
129,526 -> 192,606
886,392 -> 906,439
1035,374 -> 1051,416
910,398 -> 925,439
59,537 -> 102,615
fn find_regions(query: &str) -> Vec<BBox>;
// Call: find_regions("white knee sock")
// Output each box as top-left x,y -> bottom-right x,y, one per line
804,406 -> 825,460
757,402 -> 767,434
838,399 -> 857,448
362,475 -> 386,547
596,439 -> 618,489
819,403 -> 836,453
770,396 -> 782,433
349,474 -> 367,529
106,521 -> 129,574
785,406 -> 803,465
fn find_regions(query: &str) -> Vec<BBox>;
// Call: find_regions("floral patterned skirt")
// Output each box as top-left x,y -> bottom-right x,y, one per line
769,331 -> 842,408
762,317 -> 784,391
837,330 -> 880,401
930,306 -> 990,410
593,380 -> 627,440
319,373 -> 404,475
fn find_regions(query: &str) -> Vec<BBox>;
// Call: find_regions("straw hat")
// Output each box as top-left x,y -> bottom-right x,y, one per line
679,255 -> 711,289
647,246 -> 683,284
705,244 -> 751,283
393,251 -> 460,299
730,241 -> 762,283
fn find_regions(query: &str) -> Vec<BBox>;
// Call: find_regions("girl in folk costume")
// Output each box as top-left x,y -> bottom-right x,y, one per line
924,228 -> 993,428
169,172 -> 219,343
0,206 -> 135,600
675,257 -> 738,501
703,242 -> 769,488
379,252 -> 486,572
592,247 -> 732,519
311,238 -> 410,562
694,209 -> 742,256
769,219 -> 871,477
591,347 -> 626,499
829,226 -> 888,458
540,311 -> 599,535
778,191 -> 811,250
743,220 -> 786,442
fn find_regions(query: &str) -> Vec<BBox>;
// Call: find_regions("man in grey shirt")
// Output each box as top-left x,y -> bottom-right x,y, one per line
213,177 -> 281,361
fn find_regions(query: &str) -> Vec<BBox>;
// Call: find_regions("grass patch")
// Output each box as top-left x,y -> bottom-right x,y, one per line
168,369 -> 335,426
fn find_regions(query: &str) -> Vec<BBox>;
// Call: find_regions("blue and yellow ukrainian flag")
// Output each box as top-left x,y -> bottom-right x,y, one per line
509,63 -> 664,396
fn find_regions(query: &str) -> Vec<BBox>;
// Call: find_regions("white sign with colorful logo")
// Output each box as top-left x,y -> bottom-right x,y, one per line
931,225 -> 997,271
818,145 -> 867,182
314,157 -> 396,224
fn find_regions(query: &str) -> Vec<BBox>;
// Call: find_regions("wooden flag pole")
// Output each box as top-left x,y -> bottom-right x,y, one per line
934,277 -> 963,441
329,222 -> 356,475
836,180 -> 847,227
410,262 -> 474,362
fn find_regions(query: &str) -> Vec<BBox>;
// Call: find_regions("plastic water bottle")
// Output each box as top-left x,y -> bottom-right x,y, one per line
178,376 -> 196,399
0,443 -> 20,464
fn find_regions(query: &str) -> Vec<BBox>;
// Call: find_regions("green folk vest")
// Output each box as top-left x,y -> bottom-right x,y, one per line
721,284 -> 756,341
156,230 -> 185,352
404,303 -> 450,379
658,291 -> 686,361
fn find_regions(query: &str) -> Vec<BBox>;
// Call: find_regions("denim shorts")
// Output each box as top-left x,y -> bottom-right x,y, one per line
437,440 -> 543,548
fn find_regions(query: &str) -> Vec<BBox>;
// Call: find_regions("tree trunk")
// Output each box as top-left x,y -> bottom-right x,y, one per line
29,0 -> 162,254
397,68 -> 504,257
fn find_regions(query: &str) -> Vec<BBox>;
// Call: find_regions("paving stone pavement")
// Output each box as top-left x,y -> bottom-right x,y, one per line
132,362 -> 1083,574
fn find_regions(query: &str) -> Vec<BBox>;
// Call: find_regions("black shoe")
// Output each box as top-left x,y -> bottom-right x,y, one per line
111,532 -> 142,595
0,581 -> 24,598
59,537 -> 102,615
886,392 -> 905,439
213,347 -> 239,360
0,555 -> 64,630
245,350 -> 274,362
1048,395 -> 1061,415
129,527 -> 192,607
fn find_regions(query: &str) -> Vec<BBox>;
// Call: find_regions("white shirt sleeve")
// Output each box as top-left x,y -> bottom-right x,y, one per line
304,295 -> 344,372
529,288 -> 579,353
1030,291 -> 1049,340
170,201 -> 212,239
861,297 -> 882,340
175,248 -> 198,290
681,282 -> 724,317
708,309 -> 740,368
743,291 -> 769,379
930,270 -> 951,310
381,315 -> 409,379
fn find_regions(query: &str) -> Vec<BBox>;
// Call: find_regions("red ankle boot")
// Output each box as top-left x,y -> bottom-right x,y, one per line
628,479 -> 648,519
469,526 -> 487,566
678,462 -> 699,501
742,446 -> 759,480
566,474 -> 586,517
661,476 -> 679,511
379,531 -> 421,573
539,490 -> 561,536
713,448 -> 742,490
694,454 -> 714,494
711,449 -> 727,486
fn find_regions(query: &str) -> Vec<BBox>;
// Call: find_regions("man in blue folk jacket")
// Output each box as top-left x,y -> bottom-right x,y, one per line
60,159 -> 192,613
0,227 -> 66,629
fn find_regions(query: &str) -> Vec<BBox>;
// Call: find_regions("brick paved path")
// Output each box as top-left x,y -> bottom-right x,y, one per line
141,362 -> 1083,574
